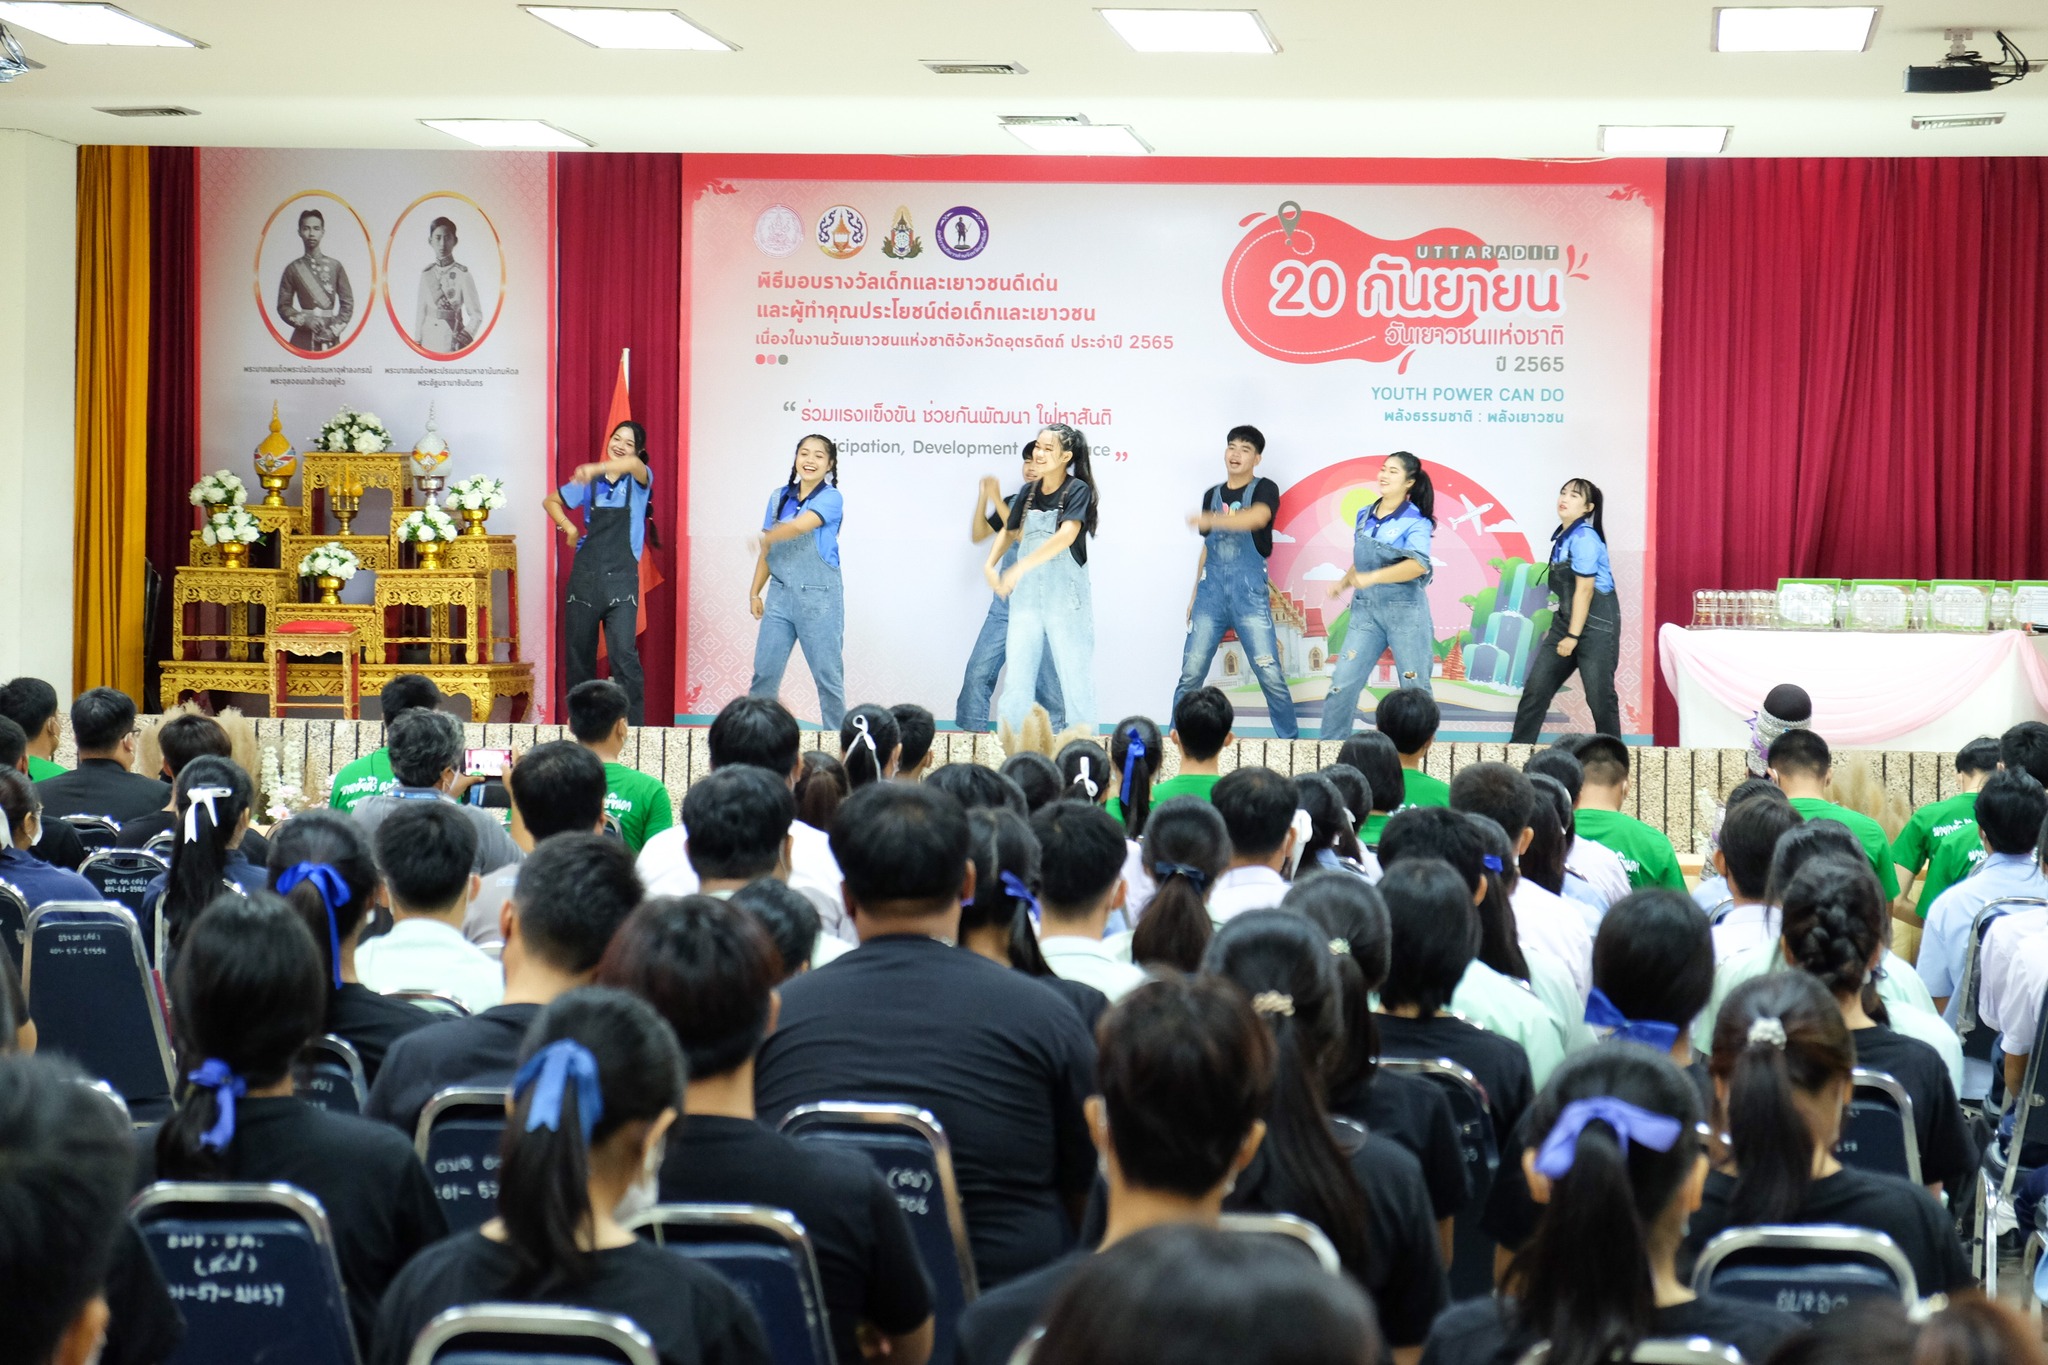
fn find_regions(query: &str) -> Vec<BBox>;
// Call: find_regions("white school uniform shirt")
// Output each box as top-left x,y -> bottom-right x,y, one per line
1979,911 -> 2048,1058
1917,853 -> 2048,1023
639,818 -> 853,943
1711,901 -> 1779,964
1564,837 -> 1631,910
1039,936 -> 1150,1003
1206,865 -> 1290,925
355,917 -> 505,1014
1509,878 -> 1592,1001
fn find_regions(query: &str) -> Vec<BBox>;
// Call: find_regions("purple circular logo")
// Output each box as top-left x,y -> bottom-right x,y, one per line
936,205 -> 988,261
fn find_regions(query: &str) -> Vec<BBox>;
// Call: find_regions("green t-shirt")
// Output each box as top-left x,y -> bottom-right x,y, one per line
328,748 -> 396,814
604,761 -> 674,853
1573,807 -> 1685,890
1148,772 -> 1220,807
26,755 -> 65,781
1788,796 -> 1902,899
1891,791 -> 1984,919
1362,767 -> 1452,845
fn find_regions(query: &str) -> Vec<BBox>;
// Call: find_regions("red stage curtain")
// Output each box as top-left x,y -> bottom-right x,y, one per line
552,153 -> 683,724
144,146 -> 199,707
1653,158 -> 2048,742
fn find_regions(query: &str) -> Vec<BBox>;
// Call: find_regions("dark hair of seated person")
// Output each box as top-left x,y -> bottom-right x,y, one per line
1592,889 -> 1714,1037
1336,732 -> 1404,817
596,895 -> 778,1081
961,807 -> 1056,976
1098,974 -> 1273,1194
1131,796 -> 1228,974
160,756 -> 255,955
1374,857 -> 1479,1017
384,708 -> 463,788
728,877 -> 820,982
268,810 -> 381,1003
155,711 -> 233,778
1761,819 -> 1864,905
1717,794 -> 1805,901
69,686 -> 138,754
1210,765 -> 1296,860
793,750 -> 848,832
838,704 -> 901,789
924,762 -> 1028,817
680,765 -> 794,883
507,740 -> 608,841
827,782 -> 970,916
706,695 -> 802,778
1171,686 -> 1235,764
374,798 -> 478,912
509,834 -> 644,974
890,703 -> 936,774
999,751 -> 1063,813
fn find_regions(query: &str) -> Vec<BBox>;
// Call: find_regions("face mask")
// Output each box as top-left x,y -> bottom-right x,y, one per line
611,1137 -> 662,1225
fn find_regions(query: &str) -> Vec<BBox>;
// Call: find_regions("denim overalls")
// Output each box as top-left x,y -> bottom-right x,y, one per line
956,507 -> 1065,733
1318,500 -> 1435,739
1172,482 -> 1298,738
998,492 -> 1095,734
1510,518 -> 1622,742
563,474 -> 645,725
749,486 -> 847,729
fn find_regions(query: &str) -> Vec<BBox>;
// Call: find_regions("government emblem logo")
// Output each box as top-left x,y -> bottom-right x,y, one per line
753,204 -> 803,257
879,206 -> 924,260
936,205 -> 988,261
816,205 -> 867,260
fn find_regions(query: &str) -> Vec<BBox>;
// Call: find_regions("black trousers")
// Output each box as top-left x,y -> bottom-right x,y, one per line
564,593 -> 644,726
1511,592 -> 1622,742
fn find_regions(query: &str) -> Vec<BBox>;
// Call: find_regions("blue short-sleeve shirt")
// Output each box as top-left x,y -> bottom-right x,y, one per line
1358,500 -> 1433,561
1553,519 -> 1614,593
764,483 -> 844,569
558,467 -> 652,561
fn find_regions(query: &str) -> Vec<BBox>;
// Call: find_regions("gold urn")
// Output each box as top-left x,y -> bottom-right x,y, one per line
314,574 -> 344,605
416,541 -> 446,571
252,402 -> 298,506
460,507 -> 491,537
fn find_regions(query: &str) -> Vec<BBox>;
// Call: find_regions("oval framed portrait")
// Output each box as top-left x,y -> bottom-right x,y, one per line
255,190 -> 377,359
382,191 -> 508,361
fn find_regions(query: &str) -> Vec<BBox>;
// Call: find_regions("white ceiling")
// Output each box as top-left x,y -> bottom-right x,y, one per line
0,0 -> 2041,155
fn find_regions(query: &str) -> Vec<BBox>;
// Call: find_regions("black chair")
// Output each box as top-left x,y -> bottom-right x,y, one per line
1517,1341 -> 1745,1364
144,830 -> 175,859
779,1102 -> 977,1365
296,1034 -> 370,1115
1216,1212 -> 1343,1275
405,1304 -> 657,1365
415,1087 -> 509,1232
132,1181 -> 360,1365
79,846 -> 169,919
1836,1068 -> 1921,1185
388,990 -> 471,1018
0,878 -> 27,970
1690,1223 -> 1918,1319
24,902 -> 175,1117
631,1204 -> 836,1365
1380,1055 -> 1497,1298
60,813 -> 122,853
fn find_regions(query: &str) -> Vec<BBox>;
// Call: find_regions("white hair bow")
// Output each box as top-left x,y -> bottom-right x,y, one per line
1076,757 -> 1099,800
849,714 -> 879,766
183,786 -> 234,843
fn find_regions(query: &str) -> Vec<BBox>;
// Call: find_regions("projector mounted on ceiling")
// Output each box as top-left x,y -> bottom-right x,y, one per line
1905,28 -> 2033,93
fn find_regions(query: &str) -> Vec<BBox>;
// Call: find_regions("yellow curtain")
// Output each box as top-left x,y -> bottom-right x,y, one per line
73,146 -> 152,698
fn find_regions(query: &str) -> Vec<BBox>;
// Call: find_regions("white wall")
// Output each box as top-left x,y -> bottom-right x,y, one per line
0,130 -> 77,697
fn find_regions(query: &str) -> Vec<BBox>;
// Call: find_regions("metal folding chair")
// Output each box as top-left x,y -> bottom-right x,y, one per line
1379,1055 -> 1497,1298
405,1304 -> 657,1365
60,813 -> 122,852
24,902 -> 175,1116
296,1034 -> 370,1115
415,1087 -> 510,1232
78,846 -> 169,920
387,989 -> 471,1018
630,1203 -> 837,1365
1691,1223 -> 1918,1318
1837,1068 -> 1922,1185
1217,1211 -> 1343,1275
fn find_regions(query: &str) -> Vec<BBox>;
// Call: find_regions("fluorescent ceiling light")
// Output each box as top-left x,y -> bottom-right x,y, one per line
1598,124 -> 1731,154
521,6 -> 734,51
1001,117 -> 1153,154
422,118 -> 593,149
1713,6 -> 1878,52
1098,9 -> 1277,53
1912,112 -> 2003,129
0,2 -> 199,46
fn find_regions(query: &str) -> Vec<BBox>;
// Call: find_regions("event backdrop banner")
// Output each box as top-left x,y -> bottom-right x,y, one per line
687,156 -> 1666,737
197,149 -> 552,709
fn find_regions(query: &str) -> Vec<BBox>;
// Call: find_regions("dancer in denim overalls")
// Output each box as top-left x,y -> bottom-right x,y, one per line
749,434 -> 847,728
956,441 -> 1065,733
545,419 -> 651,725
1512,477 -> 1622,742
1172,424 -> 1298,739
1318,451 -> 1438,739
986,424 -> 1099,737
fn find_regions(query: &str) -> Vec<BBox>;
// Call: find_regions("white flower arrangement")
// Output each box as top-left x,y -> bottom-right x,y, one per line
443,475 -> 507,512
297,541 -> 360,581
312,407 -> 391,455
396,504 -> 461,544
201,505 -> 263,546
188,469 -> 250,508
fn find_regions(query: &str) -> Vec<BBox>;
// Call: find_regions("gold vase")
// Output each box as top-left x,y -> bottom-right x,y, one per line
460,507 -> 490,537
314,574 -> 343,605
415,541 -> 445,571
258,470 -> 294,506
220,541 -> 249,569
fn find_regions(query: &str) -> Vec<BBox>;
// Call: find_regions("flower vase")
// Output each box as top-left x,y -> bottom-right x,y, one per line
460,507 -> 490,537
221,541 -> 249,569
314,574 -> 343,605
415,541 -> 445,571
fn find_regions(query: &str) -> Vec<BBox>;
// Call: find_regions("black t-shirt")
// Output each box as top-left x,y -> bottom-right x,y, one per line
370,1232 -> 773,1365
1331,1068 -> 1471,1221
1374,1013 -> 1539,1249
1005,477 -> 1093,566
658,1114 -> 933,1365
954,1252 -> 1082,1365
365,1001 -> 542,1138
1680,1166 -> 1974,1295
1852,1024 -> 1979,1197
102,1218 -> 185,1365
1034,971 -> 1110,1035
326,983 -> 437,1086
754,934 -> 1097,1288
30,813 -> 87,870
1204,476 -> 1282,558
1421,1293 -> 1805,1365
115,812 -> 271,866
137,1095 -> 447,1347
35,758 -> 172,825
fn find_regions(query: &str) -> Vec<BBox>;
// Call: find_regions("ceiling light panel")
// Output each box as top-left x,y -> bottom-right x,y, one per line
422,119 -> 594,149
1598,125 -> 1732,154
1098,9 -> 1277,53
1911,112 -> 2004,129
0,2 -> 199,46
522,5 -> 734,50
1713,6 -> 1878,53
1001,119 -> 1153,154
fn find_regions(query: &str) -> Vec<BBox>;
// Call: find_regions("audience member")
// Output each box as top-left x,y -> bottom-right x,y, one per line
0,766 -> 101,908
1919,768 -> 2048,1019
0,675 -> 66,779
145,891 -> 446,1345
1373,687 -> 1449,810
1156,686 -> 1234,803
1524,747 -> 1631,909
1561,735 -> 1683,891
112,711 -> 271,864
1296,771 -> 1374,880
1056,738 -> 1114,807
1104,716 -> 1164,836
1207,766 -> 1298,921
841,703 -> 901,787
367,834 -> 642,1136
34,687 -> 167,825
0,716 -> 87,869
1000,751 -> 1064,812
360,801 -> 502,1013
1466,815 -> 1590,1057
1318,762 -> 1374,837
681,765 -> 796,892
753,782 -> 1096,1288
1516,777 -> 1568,900
1764,728 -> 1901,899
369,988 -> 772,1365
1763,1296 -> 2048,1365
1892,735 -> 1999,920
567,679 -> 675,853
467,739 -> 609,953
960,807 -> 1110,1030
1707,787 -> 1806,960
1130,795 -> 1228,973
597,896 -> 936,1365
891,702 -> 937,781
328,674 -> 444,814
145,756 -> 265,959
727,877 -> 820,983
1691,776 -> 1789,912
2001,719 -> 2048,786
268,811 -> 434,1082
1590,889 -> 1715,1089
793,749 -> 849,830
350,709 -> 522,875
1337,732 -> 1405,846
924,761 -> 1028,817
1032,799 -> 1145,1002
1451,761 -> 1592,998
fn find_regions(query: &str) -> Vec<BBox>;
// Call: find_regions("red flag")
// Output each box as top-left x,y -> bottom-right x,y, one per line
596,348 -> 664,662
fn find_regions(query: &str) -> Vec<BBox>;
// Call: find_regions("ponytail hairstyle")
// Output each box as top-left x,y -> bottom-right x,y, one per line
1057,739 -> 1113,807
1507,1047 -> 1703,1365
1041,425 -> 1099,537
1708,971 -> 1854,1226
157,891 -> 324,1181
1133,796 -> 1228,973
775,433 -> 838,519
1466,814 -> 1532,984
1282,872 -> 1391,1103
1110,716 -> 1164,836
0,766 -> 39,848
1293,772 -> 1366,872
1336,733 -> 1404,822
1202,910 -> 1374,1283
1554,477 -> 1606,544
265,811 -> 382,1001
838,704 -> 900,788
962,808 -> 1054,977
1318,766 -> 1371,838
793,750 -> 848,832
1520,778 -> 1569,895
1779,856 -> 1887,999
1000,752 -> 1063,814
1384,451 -> 1435,524
1529,771 -> 1578,851
498,987 -> 684,1296
161,757 -> 254,954
1592,890 -> 1714,1044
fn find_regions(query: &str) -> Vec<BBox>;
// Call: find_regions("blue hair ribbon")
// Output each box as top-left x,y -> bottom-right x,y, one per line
513,1039 -> 605,1143
1120,726 -> 1147,806
275,861 -> 349,989
1481,854 -> 1504,873
999,870 -> 1041,929
1583,986 -> 1681,1052
1533,1095 -> 1683,1179
188,1058 -> 247,1151
1152,861 -> 1209,891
